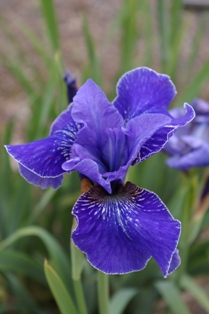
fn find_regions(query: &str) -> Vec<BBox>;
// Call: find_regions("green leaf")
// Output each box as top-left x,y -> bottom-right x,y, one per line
40,0 -> 60,52
0,249 -> 44,282
0,54 -> 38,100
44,260 -> 78,314
180,275 -> 209,312
71,238 -> 85,281
110,288 -> 138,314
177,58 -> 209,104
0,226 -> 72,292
17,20 -> 52,66
157,0 -> 170,72
81,16 -> 102,85
6,273 -> 41,313
155,281 -> 190,314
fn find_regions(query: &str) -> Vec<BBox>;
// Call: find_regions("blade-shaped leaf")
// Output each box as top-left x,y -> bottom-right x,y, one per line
110,288 -> 138,314
155,281 -> 190,314
180,274 -> 209,312
44,260 -> 77,314
40,0 -> 60,52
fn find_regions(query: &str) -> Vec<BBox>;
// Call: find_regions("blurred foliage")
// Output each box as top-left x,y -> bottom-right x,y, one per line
1,0 -> 209,313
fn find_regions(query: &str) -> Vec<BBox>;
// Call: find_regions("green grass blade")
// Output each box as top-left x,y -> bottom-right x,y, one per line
0,53 -> 38,100
31,188 -> 57,221
157,0 -> 170,72
167,23 -> 186,82
155,281 -> 190,314
44,260 -> 78,314
6,273 -> 41,313
180,275 -> 209,312
0,226 -> 72,292
142,0 -> 154,67
17,20 -> 52,66
170,0 -> 182,44
110,288 -> 138,314
118,0 -> 139,74
81,16 -> 102,85
177,58 -> 209,104
0,249 -> 44,282
186,15 -> 206,79
40,0 -> 60,52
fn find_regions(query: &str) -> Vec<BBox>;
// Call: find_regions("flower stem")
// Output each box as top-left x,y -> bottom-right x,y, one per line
176,174 -> 197,283
73,279 -> 88,314
70,232 -> 87,314
97,271 -> 109,314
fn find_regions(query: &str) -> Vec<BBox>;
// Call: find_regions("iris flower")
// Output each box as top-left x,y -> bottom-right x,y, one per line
5,67 -> 195,277
165,98 -> 209,170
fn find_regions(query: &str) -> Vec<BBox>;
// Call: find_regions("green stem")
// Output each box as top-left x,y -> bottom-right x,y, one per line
97,271 -> 109,314
176,174 -> 197,283
73,279 -> 88,314
70,232 -> 87,314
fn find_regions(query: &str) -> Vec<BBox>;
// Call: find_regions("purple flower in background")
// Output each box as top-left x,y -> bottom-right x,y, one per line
64,70 -> 78,104
5,67 -> 195,277
165,98 -> 209,170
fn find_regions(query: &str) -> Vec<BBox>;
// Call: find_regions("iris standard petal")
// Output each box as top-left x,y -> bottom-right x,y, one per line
5,128 -> 77,178
72,79 -> 123,133
72,182 -> 180,277
19,164 -> 63,189
113,67 -> 176,122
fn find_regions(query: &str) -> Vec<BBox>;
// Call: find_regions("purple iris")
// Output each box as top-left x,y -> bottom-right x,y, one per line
64,70 -> 78,104
165,98 -> 209,170
5,67 -> 195,277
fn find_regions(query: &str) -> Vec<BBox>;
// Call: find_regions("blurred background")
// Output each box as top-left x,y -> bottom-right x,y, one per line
1,0 -> 209,313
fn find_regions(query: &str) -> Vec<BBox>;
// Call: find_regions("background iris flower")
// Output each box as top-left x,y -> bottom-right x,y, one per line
165,98 -> 209,170
5,67 -> 195,277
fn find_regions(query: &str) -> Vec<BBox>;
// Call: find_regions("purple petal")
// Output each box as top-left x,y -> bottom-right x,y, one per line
140,104 -> 195,162
5,128 -> 77,178
63,70 -> 78,104
72,79 -> 123,132
62,147 -> 112,193
166,144 -> 209,169
113,67 -> 176,122
191,98 -> 209,115
50,104 -> 81,135
72,182 -> 181,277
123,113 -> 172,165
169,103 -> 195,127
140,126 -> 175,162
19,164 -> 63,189
168,249 -> 181,275
63,127 -> 129,192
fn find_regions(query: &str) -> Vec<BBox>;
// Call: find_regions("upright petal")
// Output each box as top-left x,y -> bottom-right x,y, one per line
113,67 -> 176,122
72,79 -> 123,135
72,182 -> 180,277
